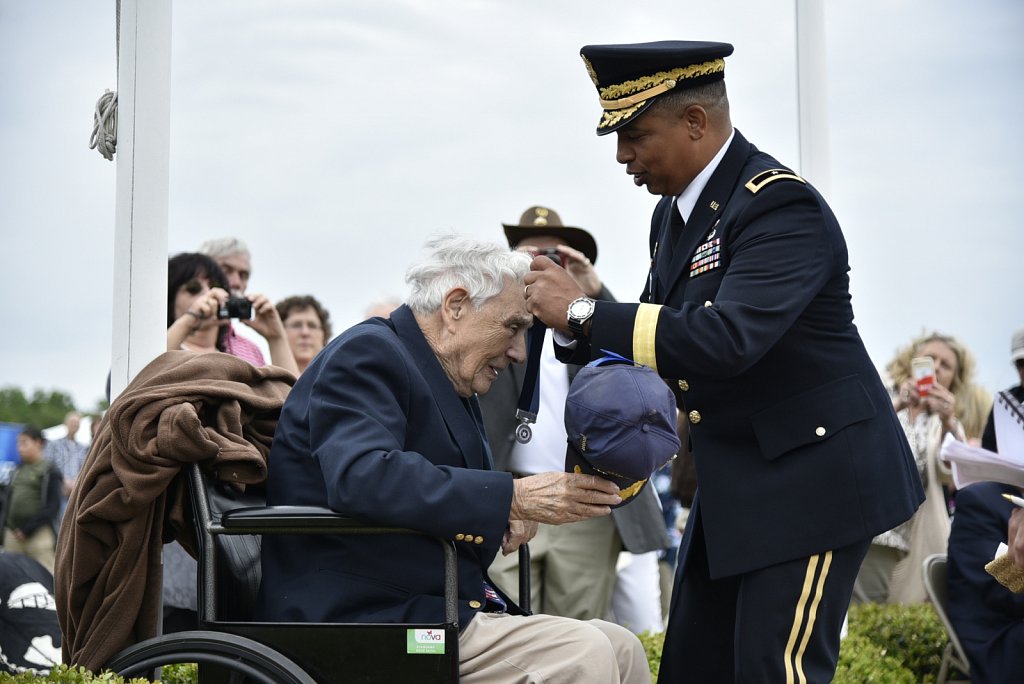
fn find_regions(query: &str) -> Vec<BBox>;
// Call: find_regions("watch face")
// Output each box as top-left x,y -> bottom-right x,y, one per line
570,299 -> 594,318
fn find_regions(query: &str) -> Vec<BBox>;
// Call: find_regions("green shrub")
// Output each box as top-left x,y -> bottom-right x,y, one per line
637,630 -> 665,678
0,664 -> 197,684
834,634 -> 916,684
845,602 -> 956,683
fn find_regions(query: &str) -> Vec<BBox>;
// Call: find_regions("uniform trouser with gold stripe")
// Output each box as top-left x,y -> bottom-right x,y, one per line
656,517 -> 870,684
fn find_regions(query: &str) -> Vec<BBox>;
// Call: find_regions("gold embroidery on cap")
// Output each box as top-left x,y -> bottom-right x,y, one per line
599,59 -> 725,101
600,79 -> 677,110
582,55 -> 599,87
599,102 -> 647,130
620,478 -> 647,501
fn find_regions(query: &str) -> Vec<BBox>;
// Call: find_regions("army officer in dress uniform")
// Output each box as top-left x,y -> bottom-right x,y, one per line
523,41 -> 925,684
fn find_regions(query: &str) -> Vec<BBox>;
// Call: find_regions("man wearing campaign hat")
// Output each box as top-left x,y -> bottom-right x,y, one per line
523,41 -> 925,682
481,206 -> 671,627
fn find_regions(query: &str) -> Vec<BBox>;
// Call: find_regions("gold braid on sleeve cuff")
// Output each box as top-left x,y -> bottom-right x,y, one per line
632,304 -> 663,371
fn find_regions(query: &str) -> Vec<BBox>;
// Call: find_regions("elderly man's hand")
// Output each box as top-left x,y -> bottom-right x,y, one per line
509,472 -> 620,525
523,257 -> 584,334
1010,507 -> 1024,568
501,519 -> 539,556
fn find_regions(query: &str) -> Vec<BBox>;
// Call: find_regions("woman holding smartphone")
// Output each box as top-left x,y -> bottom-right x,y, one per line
854,332 -> 982,604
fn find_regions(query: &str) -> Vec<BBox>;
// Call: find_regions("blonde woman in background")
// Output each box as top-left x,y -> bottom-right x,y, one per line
855,331 -> 982,604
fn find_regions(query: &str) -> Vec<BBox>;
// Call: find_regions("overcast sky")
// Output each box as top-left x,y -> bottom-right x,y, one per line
1,0 -> 1022,413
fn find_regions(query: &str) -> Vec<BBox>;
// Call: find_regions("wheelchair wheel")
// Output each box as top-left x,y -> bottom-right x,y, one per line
108,630 -> 317,684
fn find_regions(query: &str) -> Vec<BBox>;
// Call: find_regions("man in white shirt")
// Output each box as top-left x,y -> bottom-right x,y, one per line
480,206 -> 669,626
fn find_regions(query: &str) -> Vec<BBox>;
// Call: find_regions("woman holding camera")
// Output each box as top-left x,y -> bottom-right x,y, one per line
855,331 -> 982,604
163,253 -> 298,635
166,252 -> 297,375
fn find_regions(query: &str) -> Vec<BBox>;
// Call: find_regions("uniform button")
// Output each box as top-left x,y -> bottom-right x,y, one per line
455,534 -> 465,541
704,300 -> 713,307
474,536 -> 484,544
463,533 -> 473,540
469,600 -> 482,609
678,379 -> 689,391
815,426 -> 826,437
688,410 -> 702,424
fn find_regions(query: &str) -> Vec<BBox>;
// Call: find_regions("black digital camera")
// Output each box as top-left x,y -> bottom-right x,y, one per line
537,248 -> 567,268
218,296 -> 253,320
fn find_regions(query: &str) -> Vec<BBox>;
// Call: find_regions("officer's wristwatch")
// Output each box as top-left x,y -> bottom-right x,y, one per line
567,296 -> 596,336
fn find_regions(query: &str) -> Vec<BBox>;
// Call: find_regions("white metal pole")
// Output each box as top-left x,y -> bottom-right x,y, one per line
110,0 -> 173,400
795,0 -> 831,197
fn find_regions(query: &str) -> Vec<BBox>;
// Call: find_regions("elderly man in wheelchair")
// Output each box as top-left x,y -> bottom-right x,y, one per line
59,236 -> 655,684
254,235 -> 648,683
58,235 -> 652,684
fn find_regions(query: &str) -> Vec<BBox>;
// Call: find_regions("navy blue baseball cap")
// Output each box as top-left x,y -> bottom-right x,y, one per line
564,353 -> 680,508
580,40 -> 734,135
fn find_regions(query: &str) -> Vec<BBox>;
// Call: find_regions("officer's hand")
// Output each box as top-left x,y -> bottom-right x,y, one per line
501,519 -> 539,555
523,257 -> 584,334
509,472 -> 620,525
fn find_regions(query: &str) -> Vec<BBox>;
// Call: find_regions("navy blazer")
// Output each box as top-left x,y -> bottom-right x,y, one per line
947,482 -> 1024,684
566,130 -> 924,578
256,305 -> 518,628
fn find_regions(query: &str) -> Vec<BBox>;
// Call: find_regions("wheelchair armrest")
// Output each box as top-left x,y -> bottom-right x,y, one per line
219,505 -> 416,535
213,503 -> 460,626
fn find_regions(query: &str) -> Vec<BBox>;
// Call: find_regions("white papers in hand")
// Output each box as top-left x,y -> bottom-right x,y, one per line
940,391 -> 1024,489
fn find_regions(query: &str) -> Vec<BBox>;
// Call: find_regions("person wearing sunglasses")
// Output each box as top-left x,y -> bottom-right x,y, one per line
166,252 -> 297,375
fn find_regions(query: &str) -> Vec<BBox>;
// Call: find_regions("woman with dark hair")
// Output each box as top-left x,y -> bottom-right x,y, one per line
275,294 -> 332,374
162,253 -> 298,635
165,253 -> 297,374
166,252 -> 230,353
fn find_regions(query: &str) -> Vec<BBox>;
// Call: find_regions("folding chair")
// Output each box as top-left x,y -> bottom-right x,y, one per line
922,553 -> 971,684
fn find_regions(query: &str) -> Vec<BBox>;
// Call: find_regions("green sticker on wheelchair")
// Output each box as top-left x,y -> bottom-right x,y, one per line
406,628 -> 446,654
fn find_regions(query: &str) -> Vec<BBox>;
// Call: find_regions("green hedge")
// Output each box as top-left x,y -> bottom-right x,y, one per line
0,664 -> 196,684
2,603 -> 961,682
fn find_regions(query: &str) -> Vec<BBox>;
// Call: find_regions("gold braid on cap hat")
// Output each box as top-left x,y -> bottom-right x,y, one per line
595,59 -> 725,130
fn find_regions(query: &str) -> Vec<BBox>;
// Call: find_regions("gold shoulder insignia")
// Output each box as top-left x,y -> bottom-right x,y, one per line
744,169 -> 806,194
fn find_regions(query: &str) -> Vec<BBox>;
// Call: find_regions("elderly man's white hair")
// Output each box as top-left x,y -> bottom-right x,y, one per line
405,235 -> 531,315
198,237 -> 250,259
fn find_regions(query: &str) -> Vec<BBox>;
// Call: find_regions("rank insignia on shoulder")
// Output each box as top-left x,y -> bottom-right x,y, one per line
745,169 -> 806,194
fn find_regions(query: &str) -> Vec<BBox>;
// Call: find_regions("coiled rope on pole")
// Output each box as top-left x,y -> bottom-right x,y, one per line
90,0 -> 119,161
89,90 -> 118,161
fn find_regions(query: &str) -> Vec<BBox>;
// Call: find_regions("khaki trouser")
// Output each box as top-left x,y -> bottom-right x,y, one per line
460,612 -> 651,684
488,514 -> 621,619
4,526 -> 57,574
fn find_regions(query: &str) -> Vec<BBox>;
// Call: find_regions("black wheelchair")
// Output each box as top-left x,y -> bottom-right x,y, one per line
106,463 -> 530,684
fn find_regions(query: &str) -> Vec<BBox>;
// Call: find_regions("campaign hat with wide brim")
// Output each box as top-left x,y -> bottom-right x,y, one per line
503,206 -> 598,265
